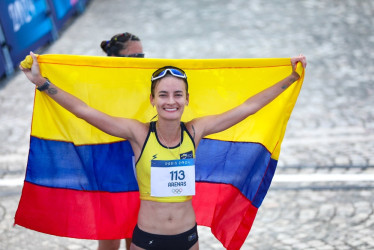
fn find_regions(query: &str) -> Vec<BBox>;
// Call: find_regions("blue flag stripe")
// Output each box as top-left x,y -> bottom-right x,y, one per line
26,136 -> 277,206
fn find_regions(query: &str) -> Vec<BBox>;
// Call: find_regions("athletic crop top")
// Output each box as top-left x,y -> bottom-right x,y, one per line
135,121 -> 196,202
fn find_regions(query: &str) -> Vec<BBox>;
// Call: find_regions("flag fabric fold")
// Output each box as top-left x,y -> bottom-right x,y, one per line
15,55 -> 304,250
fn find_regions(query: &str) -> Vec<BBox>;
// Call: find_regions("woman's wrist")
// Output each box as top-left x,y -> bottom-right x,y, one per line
34,77 -> 47,86
290,71 -> 300,82
36,78 -> 51,92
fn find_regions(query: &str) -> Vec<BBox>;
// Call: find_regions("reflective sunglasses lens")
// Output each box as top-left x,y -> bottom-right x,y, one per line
169,69 -> 185,77
151,67 -> 186,81
153,69 -> 167,79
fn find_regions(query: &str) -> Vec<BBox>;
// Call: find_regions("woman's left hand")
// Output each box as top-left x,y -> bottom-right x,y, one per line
291,54 -> 307,72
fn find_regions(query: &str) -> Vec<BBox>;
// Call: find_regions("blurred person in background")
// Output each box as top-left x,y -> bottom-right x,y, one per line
99,32 -> 144,250
100,32 -> 144,58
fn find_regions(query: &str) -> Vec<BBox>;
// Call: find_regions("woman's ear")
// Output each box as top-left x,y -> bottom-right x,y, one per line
150,94 -> 154,107
186,93 -> 190,106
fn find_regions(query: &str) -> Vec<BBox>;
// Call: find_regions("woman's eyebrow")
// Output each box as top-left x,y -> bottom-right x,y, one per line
157,90 -> 184,94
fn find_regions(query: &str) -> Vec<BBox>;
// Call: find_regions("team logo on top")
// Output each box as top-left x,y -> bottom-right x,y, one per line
180,151 -> 193,159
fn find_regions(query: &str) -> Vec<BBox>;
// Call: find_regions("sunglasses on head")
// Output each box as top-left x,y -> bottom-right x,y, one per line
118,53 -> 145,58
151,67 -> 187,82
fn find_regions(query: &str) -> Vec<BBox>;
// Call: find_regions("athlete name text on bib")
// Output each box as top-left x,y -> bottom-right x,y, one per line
150,159 -> 195,197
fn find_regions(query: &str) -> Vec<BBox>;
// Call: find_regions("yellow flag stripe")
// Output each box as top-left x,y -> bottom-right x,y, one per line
30,55 -> 304,159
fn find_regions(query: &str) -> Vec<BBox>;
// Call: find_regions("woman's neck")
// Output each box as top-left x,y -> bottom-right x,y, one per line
156,119 -> 181,145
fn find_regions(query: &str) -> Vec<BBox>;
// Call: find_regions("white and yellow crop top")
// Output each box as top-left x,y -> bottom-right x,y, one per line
135,121 -> 196,202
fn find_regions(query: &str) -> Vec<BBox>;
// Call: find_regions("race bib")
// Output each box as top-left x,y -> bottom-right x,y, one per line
151,159 -> 195,197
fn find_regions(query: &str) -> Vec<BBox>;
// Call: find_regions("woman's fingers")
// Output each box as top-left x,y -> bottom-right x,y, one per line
291,54 -> 307,69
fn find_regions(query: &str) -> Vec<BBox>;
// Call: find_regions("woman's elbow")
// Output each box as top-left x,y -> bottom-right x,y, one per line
71,105 -> 90,120
244,103 -> 260,116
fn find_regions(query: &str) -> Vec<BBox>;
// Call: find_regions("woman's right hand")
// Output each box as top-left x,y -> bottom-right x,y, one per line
19,52 -> 46,86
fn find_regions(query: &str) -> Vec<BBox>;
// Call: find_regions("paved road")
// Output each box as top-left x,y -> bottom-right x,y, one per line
1,0 -> 373,249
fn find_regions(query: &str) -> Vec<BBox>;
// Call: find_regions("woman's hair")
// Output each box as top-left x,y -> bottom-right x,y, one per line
100,32 -> 141,56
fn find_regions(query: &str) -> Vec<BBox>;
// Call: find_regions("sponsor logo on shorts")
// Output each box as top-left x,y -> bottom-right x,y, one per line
188,232 -> 197,241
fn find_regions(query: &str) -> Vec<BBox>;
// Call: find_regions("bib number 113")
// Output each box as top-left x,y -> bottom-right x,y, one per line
170,170 -> 185,181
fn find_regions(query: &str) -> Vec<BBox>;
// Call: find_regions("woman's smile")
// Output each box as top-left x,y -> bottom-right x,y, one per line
164,107 -> 178,112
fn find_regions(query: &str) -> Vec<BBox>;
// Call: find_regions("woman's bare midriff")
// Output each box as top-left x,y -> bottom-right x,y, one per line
137,199 -> 196,235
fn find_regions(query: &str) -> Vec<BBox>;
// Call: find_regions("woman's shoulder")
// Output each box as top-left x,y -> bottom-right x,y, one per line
121,119 -> 150,140
184,119 -> 202,144
127,121 -> 151,157
184,117 -> 214,146
136,121 -> 151,133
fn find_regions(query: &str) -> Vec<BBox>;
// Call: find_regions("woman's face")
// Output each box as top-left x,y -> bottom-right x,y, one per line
150,76 -> 189,121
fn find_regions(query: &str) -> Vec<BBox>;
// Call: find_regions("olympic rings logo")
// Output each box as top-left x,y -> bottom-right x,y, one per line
172,188 -> 183,194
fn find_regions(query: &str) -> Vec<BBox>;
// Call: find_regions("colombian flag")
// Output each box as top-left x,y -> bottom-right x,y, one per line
15,55 -> 304,249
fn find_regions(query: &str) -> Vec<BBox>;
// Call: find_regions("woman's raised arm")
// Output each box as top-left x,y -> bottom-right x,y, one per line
19,52 -> 146,144
188,54 -> 307,144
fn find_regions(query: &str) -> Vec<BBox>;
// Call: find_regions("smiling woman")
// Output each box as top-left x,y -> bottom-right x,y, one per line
19,52 -> 306,250
150,67 -> 189,123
